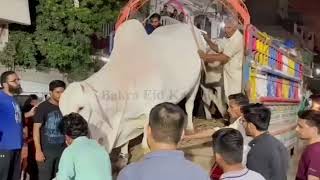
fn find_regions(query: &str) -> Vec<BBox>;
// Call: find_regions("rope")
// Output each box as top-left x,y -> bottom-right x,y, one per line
188,16 -> 208,76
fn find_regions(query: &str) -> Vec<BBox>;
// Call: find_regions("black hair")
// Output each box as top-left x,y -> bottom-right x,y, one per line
0,71 -> 16,87
212,128 -> 243,164
241,103 -> 271,131
149,102 -> 187,144
60,113 -> 89,139
228,93 -> 249,106
49,80 -> 66,91
310,94 -> 320,103
149,13 -> 161,21
298,110 -> 320,133
22,94 -> 38,113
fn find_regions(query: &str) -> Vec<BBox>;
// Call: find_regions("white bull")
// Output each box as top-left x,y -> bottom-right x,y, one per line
59,19 -> 209,156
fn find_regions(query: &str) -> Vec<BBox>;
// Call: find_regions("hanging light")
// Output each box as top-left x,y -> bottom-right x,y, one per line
312,62 -> 320,78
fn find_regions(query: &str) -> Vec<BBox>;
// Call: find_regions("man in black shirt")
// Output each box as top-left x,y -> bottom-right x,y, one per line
33,80 -> 66,180
240,103 -> 289,180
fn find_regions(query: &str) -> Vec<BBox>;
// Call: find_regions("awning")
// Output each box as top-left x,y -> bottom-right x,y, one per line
0,0 -> 31,25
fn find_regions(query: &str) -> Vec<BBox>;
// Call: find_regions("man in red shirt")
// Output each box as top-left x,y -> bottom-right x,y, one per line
296,110 -> 320,180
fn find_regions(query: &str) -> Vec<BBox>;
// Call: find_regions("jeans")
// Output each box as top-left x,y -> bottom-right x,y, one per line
0,149 -> 21,180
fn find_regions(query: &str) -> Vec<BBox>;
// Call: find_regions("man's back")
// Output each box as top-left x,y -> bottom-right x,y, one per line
56,136 -> 112,180
247,133 -> 288,180
117,150 -> 210,180
220,168 -> 265,180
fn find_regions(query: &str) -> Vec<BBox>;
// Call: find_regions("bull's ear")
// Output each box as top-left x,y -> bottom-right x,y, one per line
59,82 -> 85,115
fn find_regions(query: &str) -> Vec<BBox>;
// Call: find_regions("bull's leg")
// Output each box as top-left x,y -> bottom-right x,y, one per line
201,85 -> 213,119
119,143 -> 129,157
185,75 -> 201,131
213,86 -> 227,116
116,143 -> 129,170
141,121 -> 151,154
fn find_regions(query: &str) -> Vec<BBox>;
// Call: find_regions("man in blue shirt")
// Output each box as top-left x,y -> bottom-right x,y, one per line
55,113 -> 112,180
0,71 -> 36,180
145,13 -> 162,35
117,102 -> 210,180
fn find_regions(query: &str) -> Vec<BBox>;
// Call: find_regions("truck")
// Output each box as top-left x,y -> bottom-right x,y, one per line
114,0 -> 312,157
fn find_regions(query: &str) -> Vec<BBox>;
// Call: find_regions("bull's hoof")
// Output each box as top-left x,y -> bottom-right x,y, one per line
115,153 -> 129,170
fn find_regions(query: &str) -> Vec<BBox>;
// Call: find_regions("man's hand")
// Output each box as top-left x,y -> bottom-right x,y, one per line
35,150 -> 46,162
202,34 -> 220,53
198,50 -> 207,60
25,105 -> 38,118
203,34 -> 211,43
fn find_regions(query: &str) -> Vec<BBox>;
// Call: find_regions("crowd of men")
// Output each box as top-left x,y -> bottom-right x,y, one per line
144,5 -> 185,35
1,70 -> 320,180
0,9 -> 319,180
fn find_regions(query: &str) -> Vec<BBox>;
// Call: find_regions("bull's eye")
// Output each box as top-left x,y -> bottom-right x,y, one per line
98,137 -> 104,145
78,107 -> 84,112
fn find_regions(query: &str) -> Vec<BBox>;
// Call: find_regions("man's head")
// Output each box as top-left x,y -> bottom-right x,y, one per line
60,113 -> 89,145
29,94 -> 39,106
241,103 -> 271,137
173,9 -> 178,15
0,71 -> 22,95
49,80 -> 66,103
23,94 -> 39,113
163,4 -> 168,10
149,13 -> 161,28
147,102 -> 187,149
228,93 -> 249,120
296,110 -> 320,141
224,17 -> 238,38
212,128 -> 243,168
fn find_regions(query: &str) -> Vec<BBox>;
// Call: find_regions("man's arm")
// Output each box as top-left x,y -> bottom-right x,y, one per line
205,39 -> 220,53
182,129 -> 216,140
24,106 -> 37,118
198,50 -> 230,64
33,123 -> 45,162
183,120 -> 241,140
203,34 -> 220,53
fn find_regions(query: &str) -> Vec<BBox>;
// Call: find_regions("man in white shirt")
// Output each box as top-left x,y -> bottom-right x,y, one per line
212,128 -> 265,180
198,17 -> 244,103
184,93 -> 251,164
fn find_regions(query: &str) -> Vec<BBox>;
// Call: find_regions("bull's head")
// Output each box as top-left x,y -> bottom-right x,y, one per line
59,82 -> 88,116
59,81 -> 116,151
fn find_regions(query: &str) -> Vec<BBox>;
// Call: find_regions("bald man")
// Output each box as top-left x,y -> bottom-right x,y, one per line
198,17 -> 244,102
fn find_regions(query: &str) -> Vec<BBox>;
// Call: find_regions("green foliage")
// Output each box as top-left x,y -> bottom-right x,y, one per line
1,0 -> 123,80
0,31 -> 37,69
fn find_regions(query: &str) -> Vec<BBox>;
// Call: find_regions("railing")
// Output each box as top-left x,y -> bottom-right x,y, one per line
161,16 -> 182,26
